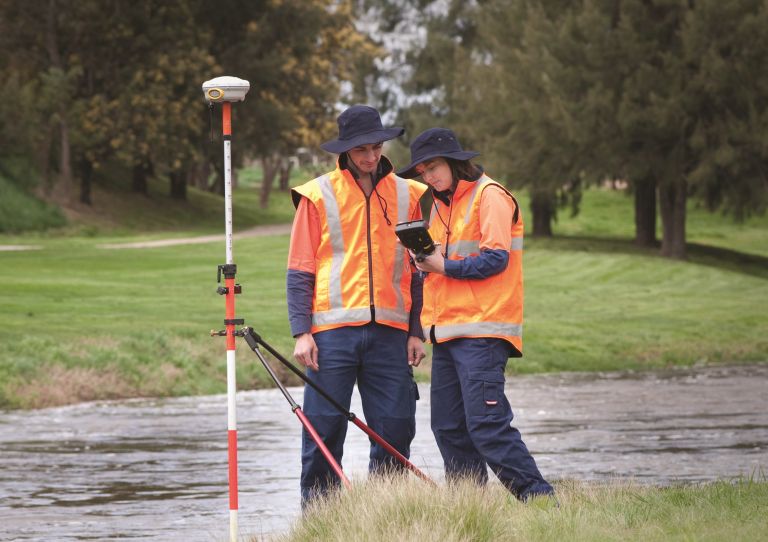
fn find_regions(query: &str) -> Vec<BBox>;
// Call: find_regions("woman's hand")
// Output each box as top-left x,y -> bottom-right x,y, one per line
413,250 -> 446,275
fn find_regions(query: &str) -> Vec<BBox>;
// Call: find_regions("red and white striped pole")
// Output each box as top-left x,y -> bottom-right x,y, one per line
203,76 -> 250,542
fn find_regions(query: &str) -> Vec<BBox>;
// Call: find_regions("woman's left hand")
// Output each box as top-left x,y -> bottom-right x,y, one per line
413,250 -> 445,275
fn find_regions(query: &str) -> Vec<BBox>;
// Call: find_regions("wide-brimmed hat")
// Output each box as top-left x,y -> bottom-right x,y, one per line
320,105 -> 404,154
396,127 -> 480,179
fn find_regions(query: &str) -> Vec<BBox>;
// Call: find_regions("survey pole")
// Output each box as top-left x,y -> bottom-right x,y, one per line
202,75 -> 250,542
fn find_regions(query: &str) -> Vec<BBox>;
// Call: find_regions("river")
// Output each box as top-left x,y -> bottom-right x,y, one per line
1,363 -> 766,541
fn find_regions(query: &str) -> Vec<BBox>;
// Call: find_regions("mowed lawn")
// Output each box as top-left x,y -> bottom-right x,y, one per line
0,187 -> 766,408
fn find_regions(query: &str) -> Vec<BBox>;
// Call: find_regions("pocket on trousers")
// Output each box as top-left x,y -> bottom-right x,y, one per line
467,370 -> 505,418
408,366 -> 420,401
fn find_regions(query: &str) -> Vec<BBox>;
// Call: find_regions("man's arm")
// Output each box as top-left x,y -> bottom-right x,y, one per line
287,197 -> 320,370
407,271 -> 426,366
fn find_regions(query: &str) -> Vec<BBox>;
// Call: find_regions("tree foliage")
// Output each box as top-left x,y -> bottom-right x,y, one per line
401,0 -> 768,258
0,0 -> 376,209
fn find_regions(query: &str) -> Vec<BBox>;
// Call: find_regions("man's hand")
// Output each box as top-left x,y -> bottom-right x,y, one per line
293,333 -> 319,371
407,335 -> 426,367
412,250 -> 445,275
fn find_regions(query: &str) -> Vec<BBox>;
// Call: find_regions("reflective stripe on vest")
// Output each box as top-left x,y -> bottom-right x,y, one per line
316,174 -> 344,308
426,321 -> 523,342
313,306 -> 409,327
446,237 -> 524,258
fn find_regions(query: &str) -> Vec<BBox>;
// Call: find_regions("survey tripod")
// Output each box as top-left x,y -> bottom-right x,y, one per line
203,76 -> 434,542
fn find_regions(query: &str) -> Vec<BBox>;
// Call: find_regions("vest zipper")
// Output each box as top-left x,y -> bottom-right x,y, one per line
349,161 -> 379,324
366,196 -> 375,322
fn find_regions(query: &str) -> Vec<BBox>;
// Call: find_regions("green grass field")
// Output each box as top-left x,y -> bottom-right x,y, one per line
270,476 -> 768,542
0,180 -> 766,408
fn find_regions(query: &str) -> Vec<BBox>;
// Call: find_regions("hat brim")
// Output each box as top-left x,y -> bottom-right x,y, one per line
320,127 -> 404,154
396,150 -> 480,179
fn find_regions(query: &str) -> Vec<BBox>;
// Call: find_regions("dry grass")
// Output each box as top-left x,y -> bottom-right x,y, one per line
5,364 -> 139,409
263,476 -> 768,542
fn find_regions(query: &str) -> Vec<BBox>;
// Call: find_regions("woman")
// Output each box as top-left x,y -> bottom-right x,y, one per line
397,127 -> 554,501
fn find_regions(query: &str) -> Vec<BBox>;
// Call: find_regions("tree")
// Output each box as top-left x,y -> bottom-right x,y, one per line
0,0 -> 216,206
578,0 -> 768,258
106,1 -> 214,200
395,0 -> 587,236
0,0 -> 83,203
197,0 -> 379,208
424,0 -> 768,258
684,0 -> 768,222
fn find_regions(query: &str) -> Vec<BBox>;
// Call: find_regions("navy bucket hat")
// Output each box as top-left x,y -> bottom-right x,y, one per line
396,127 -> 480,179
320,105 -> 404,154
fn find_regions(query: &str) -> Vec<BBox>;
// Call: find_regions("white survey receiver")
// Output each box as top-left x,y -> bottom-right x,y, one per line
202,76 -> 250,103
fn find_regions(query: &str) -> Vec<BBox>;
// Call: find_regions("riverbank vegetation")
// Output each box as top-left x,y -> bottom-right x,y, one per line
1,186 -> 766,409
269,476 -> 768,542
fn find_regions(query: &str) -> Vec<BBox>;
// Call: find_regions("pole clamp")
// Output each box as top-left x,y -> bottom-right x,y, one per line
217,284 -> 242,295
217,264 -> 237,282
210,328 -> 246,337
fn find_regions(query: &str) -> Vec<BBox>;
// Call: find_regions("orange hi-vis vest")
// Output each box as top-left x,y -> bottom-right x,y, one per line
424,174 -> 524,356
292,164 -> 428,334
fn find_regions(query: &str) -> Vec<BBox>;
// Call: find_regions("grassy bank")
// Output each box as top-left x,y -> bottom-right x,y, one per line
0,163 -> 310,239
269,477 -> 768,542
0,187 -> 766,408
0,175 -> 66,233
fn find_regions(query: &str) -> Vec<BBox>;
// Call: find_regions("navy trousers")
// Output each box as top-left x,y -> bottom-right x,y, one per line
430,337 -> 553,500
300,323 -> 417,504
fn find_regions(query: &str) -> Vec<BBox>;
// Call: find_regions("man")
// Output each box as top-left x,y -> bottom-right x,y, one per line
287,105 -> 427,504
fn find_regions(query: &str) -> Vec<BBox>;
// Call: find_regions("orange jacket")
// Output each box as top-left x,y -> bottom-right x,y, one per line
423,175 -> 524,356
292,163 -> 427,333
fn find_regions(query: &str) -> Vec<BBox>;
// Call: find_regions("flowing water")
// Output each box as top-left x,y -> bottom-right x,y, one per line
1,363 -> 766,541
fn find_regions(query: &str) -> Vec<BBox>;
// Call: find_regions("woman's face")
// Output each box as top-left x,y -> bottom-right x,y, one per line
347,142 -> 383,174
415,158 -> 453,192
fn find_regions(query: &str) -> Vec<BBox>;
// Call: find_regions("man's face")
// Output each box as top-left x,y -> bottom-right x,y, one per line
347,142 -> 383,174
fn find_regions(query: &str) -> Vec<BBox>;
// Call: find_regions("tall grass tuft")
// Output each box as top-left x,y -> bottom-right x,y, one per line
268,476 -> 768,542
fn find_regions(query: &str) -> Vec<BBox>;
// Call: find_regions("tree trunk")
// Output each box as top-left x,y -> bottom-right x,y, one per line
45,0 -> 73,204
132,162 -> 148,195
260,154 -> 279,209
198,160 -> 211,189
208,174 -> 223,195
207,156 -> 224,195
634,175 -> 657,246
51,119 -> 73,204
79,156 -> 93,205
530,189 -> 554,237
37,123 -> 55,191
658,179 -> 687,259
169,168 -> 187,200
188,159 -> 210,190
278,158 -> 293,191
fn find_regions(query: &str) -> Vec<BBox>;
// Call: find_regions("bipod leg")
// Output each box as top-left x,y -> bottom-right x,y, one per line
242,327 -> 436,487
246,335 -> 351,490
